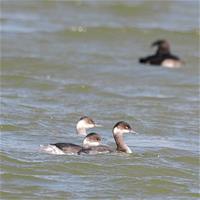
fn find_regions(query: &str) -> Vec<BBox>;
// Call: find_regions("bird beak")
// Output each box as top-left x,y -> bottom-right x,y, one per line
129,129 -> 138,134
94,124 -> 103,127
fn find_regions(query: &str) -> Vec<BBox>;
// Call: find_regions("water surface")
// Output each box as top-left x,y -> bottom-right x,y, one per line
1,1 -> 199,199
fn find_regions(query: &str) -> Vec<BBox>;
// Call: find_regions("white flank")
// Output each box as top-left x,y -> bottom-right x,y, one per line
40,145 -> 65,155
161,59 -> 181,68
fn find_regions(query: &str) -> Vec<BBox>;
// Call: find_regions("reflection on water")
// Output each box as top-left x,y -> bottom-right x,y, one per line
1,1 -> 199,199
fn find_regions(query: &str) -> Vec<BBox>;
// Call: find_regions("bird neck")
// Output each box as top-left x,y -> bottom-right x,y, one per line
156,46 -> 170,55
113,132 -> 132,153
76,126 -> 87,136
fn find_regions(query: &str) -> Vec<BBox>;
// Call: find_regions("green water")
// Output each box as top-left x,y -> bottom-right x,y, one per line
1,1 -> 199,199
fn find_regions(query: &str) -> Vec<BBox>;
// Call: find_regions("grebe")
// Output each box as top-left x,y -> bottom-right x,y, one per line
76,116 -> 102,136
139,40 -> 183,68
40,132 -> 102,155
78,121 -> 136,154
40,116 -> 102,154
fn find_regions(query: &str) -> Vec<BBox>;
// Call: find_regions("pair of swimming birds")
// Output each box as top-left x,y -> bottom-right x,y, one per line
40,116 -> 137,155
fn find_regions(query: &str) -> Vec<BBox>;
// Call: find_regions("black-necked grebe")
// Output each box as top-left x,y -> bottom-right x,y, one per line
78,121 -> 136,154
76,116 -> 102,136
139,40 -> 183,68
40,132 -> 102,155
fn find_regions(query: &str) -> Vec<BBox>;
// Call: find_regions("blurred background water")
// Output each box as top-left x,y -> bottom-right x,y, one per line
1,0 -> 199,199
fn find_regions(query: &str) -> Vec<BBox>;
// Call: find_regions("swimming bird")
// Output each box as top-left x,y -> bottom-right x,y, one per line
40,132 -> 102,155
76,116 -> 102,136
78,121 -> 136,154
139,40 -> 183,68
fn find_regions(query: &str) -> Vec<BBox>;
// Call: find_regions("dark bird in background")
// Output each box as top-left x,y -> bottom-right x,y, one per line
139,40 -> 183,68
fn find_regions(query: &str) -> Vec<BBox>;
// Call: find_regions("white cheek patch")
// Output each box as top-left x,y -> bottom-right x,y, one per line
113,127 -> 120,135
76,120 -> 94,130
89,141 -> 100,147
113,127 -> 129,135
76,120 -> 86,130
83,139 -> 100,147
83,139 -> 90,147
